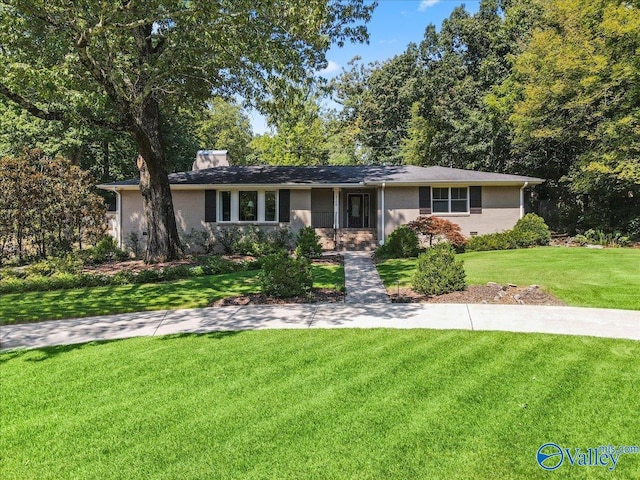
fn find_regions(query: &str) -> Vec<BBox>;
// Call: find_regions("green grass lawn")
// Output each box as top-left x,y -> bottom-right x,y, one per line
1,330 -> 638,479
0,264 -> 344,325
377,247 -> 640,310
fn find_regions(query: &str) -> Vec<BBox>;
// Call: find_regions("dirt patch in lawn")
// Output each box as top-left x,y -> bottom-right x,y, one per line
210,288 -> 344,306
389,283 -> 566,306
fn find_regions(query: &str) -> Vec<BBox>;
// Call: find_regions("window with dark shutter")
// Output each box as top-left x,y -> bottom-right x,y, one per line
470,186 -> 482,214
419,186 -> 431,214
204,190 -> 217,222
278,189 -> 290,222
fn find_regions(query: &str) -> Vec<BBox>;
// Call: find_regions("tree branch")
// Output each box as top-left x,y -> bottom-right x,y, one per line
0,82 -> 65,121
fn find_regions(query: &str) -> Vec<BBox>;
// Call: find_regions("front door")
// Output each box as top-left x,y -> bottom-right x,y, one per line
347,193 -> 369,228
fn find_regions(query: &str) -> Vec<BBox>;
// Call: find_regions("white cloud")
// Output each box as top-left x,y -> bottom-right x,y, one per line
318,60 -> 340,76
418,0 -> 440,11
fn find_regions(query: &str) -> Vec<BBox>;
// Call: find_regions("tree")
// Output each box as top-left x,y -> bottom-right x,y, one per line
507,0 -> 640,232
0,0 -> 374,261
0,150 -> 106,262
197,98 -> 253,165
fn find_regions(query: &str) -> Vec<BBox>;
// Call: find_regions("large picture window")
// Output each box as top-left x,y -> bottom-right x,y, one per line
432,187 -> 468,214
239,191 -> 258,221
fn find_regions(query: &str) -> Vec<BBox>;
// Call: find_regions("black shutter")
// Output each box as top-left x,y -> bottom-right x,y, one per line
205,190 -> 217,222
419,186 -> 431,215
470,186 -> 482,214
279,189 -> 290,222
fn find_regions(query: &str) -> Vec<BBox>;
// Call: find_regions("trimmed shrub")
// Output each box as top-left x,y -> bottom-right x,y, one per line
260,252 -> 312,298
198,256 -> 237,274
466,231 -> 516,252
162,265 -> 192,281
269,227 -> 295,251
83,236 -> 129,264
125,231 -> 143,258
375,225 -> 420,259
181,229 -> 214,255
295,226 -> 323,259
513,213 -> 550,246
214,226 -> 242,254
412,243 -> 466,295
134,269 -> 162,284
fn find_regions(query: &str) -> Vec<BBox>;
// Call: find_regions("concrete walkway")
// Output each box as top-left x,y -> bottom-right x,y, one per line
1,304 -> 638,350
343,251 -> 389,304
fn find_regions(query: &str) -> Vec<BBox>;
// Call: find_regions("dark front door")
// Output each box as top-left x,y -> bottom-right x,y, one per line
347,193 -> 369,228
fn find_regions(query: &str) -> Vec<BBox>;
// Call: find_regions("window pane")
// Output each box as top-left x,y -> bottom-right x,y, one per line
451,200 -> 467,212
220,191 -> 231,221
433,188 -> 448,200
451,188 -> 467,200
265,191 -> 277,222
433,200 -> 449,213
239,191 -> 258,221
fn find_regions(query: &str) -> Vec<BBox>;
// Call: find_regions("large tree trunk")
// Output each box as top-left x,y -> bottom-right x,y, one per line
131,98 -> 183,263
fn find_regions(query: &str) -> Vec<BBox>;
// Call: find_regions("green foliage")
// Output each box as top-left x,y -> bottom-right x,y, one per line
375,226 -> 420,259
260,252 -> 313,298
0,150 -> 107,263
124,231 -> 143,259
83,236 -> 129,264
25,255 -> 83,277
412,244 -> 466,296
512,213 -> 551,246
295,226 -> 323,259
197,98 -> 254,165
580,229 -> 631,248
467,214 -> 551,252
466,231 -> 519,252
507,0 -> 640,233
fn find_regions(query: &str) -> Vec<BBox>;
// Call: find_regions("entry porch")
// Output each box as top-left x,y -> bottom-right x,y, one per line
310,187 -> 379,250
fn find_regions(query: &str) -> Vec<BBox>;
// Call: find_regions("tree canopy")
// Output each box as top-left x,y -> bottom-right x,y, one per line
0,0 -> 375,261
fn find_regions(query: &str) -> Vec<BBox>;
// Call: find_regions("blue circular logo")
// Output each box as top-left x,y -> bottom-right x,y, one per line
537,443 -> 564,471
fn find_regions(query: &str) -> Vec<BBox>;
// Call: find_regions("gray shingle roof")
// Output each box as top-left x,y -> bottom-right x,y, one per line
99,165 -> 543,188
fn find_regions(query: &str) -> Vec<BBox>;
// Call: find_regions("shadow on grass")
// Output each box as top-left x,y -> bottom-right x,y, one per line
0,337 -> 132,364
376,259 -> 416,287
159,331 -> 242,342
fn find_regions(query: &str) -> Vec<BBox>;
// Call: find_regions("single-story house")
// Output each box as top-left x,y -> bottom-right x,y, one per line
98,155 -> 544,250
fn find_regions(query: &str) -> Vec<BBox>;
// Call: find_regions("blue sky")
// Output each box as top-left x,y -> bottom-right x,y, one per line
250,0 -> 480,134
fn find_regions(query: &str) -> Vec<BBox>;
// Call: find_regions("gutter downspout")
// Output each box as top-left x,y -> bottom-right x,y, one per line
380,182 -> 386,245
115,189 -> 123,248
519,181 -> 529,219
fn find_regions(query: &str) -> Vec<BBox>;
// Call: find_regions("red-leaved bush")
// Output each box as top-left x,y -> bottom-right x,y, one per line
407,216 -> 467,250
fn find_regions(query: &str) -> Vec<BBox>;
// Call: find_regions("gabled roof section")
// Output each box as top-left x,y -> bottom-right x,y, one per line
98,165 -> 544,189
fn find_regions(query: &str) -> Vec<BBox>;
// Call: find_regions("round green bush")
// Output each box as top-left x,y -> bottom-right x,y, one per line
412,243 -> 466,295
260,252 -> 312,298
375,225 -> 420,259
295,226 -> 323,259
513,213 -> 551,246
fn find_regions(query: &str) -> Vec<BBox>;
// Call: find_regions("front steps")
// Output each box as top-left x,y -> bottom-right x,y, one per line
315,228 -> 378,251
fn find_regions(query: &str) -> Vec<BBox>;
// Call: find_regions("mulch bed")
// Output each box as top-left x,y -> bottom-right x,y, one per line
209,288 -> 344,306
389,283 -> 566,306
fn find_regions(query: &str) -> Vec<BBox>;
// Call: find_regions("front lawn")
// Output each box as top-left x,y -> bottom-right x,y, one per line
377,247 -> 640,310
0,264 -> 344,324
1,330 -> 638,479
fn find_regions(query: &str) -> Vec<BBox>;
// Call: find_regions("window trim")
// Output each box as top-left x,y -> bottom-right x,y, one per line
217,189 -> 280,224
431,186 -> 470,215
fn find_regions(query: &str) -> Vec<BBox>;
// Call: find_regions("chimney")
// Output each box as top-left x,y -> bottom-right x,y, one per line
192,150 -> 229,170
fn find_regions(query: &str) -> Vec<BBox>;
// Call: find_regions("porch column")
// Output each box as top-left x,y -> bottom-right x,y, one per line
333,187 -> 340,229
